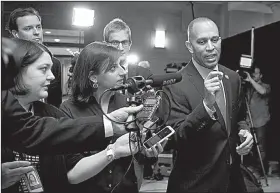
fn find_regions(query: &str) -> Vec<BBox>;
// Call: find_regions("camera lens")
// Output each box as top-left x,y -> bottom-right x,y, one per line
238,71 -> 247,79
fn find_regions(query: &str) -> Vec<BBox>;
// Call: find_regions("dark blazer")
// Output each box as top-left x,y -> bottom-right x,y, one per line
46,57 -> 62,108
1,90 -> 106,155
160,61 -> 245,192
31,101 -> 72,193
1,101 -> 68,193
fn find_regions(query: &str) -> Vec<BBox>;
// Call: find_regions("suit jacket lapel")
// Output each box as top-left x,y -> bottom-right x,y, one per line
185,61 -> 227,136
185,61 -> 204,97
219,65 -> 232,136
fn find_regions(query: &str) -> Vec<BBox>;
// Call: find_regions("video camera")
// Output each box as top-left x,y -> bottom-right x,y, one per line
110,73 -> 182,93
238,54 -> 253,79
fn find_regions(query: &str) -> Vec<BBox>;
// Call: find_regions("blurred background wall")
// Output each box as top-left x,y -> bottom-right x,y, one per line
2,1 -> 280,74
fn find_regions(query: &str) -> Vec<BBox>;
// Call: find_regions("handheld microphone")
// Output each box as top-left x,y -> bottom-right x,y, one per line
110,73 -> 182,93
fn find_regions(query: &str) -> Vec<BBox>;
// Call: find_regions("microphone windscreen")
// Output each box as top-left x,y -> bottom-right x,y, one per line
149,73 -> 182,87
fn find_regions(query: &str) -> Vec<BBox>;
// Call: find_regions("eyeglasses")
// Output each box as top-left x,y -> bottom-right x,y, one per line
109,40 -> 131,48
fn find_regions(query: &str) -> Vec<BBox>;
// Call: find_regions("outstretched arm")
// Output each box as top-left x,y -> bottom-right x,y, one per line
67,133 -> 139,184
2,90 -> 142,155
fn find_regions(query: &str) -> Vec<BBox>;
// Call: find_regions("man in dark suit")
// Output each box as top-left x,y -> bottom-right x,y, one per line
6,7 -> 62,107
160,17 -> 253,192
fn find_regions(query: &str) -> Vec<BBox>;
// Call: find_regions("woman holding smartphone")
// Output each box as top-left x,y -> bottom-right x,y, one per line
2,39 -> 138,193
41,42 -> 164,193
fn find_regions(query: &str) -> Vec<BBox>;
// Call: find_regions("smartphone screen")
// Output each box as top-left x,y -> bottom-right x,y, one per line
143,126 -> 174,149
136,96 -> 160,120
144,98 -> 158,105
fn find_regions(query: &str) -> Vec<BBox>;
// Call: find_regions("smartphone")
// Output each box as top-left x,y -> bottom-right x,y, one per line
143,126 -> 175,150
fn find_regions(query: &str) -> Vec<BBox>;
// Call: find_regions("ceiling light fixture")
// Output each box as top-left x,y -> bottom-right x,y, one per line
72,7 -> 95,27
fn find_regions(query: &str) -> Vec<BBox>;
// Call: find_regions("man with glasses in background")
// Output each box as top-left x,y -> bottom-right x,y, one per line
103,18 -> 153,80
103,18 -> 159,189
103,18 -> 132,72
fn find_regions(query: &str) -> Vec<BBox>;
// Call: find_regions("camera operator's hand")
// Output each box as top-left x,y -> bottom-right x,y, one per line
203,71 -> 224,109
108,105 -> 143,136
243,71 -> 253,82
112,132 -> 139,159
236,129 -> 253,156
1,161 -> 33,189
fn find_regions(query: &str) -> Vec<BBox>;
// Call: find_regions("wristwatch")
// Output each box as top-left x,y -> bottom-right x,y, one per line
106,144 -> 115,161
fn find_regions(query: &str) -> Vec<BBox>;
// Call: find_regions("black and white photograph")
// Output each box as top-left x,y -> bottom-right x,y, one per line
1,1 -> 280,193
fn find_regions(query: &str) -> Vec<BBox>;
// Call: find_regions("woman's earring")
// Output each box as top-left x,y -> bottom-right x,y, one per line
92,79 -> 98,89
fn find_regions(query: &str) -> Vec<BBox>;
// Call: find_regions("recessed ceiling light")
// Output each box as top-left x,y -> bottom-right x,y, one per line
66,48 -> 70,51
54,39 -> 60,42
45,31 -> 51,34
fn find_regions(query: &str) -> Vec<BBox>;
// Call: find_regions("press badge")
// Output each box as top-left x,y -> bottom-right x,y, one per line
22,166 -> 43,192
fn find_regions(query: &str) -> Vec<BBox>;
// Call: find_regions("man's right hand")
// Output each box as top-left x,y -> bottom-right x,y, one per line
1,161 -> 33,189
203,71 -> 223,109
108,105 -> 143,136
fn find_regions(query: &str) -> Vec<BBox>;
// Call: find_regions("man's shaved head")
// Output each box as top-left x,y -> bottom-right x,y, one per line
187,17 -> 219,42
185,17 -> 221,69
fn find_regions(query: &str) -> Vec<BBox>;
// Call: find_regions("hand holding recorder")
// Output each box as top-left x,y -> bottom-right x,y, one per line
108,105 -> 143,136
1,161 -> 33,189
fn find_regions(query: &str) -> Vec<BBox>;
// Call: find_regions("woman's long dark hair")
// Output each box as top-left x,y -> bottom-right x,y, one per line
71,41 -> 122,104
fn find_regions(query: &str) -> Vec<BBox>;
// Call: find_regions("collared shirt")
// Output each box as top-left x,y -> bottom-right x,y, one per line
103,115 -> 114,137
192,58 -> 227,123
60,94 -> 138,193
192,58 -> 232,164
247,81 -> 271,127
102,94 -> 114,138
